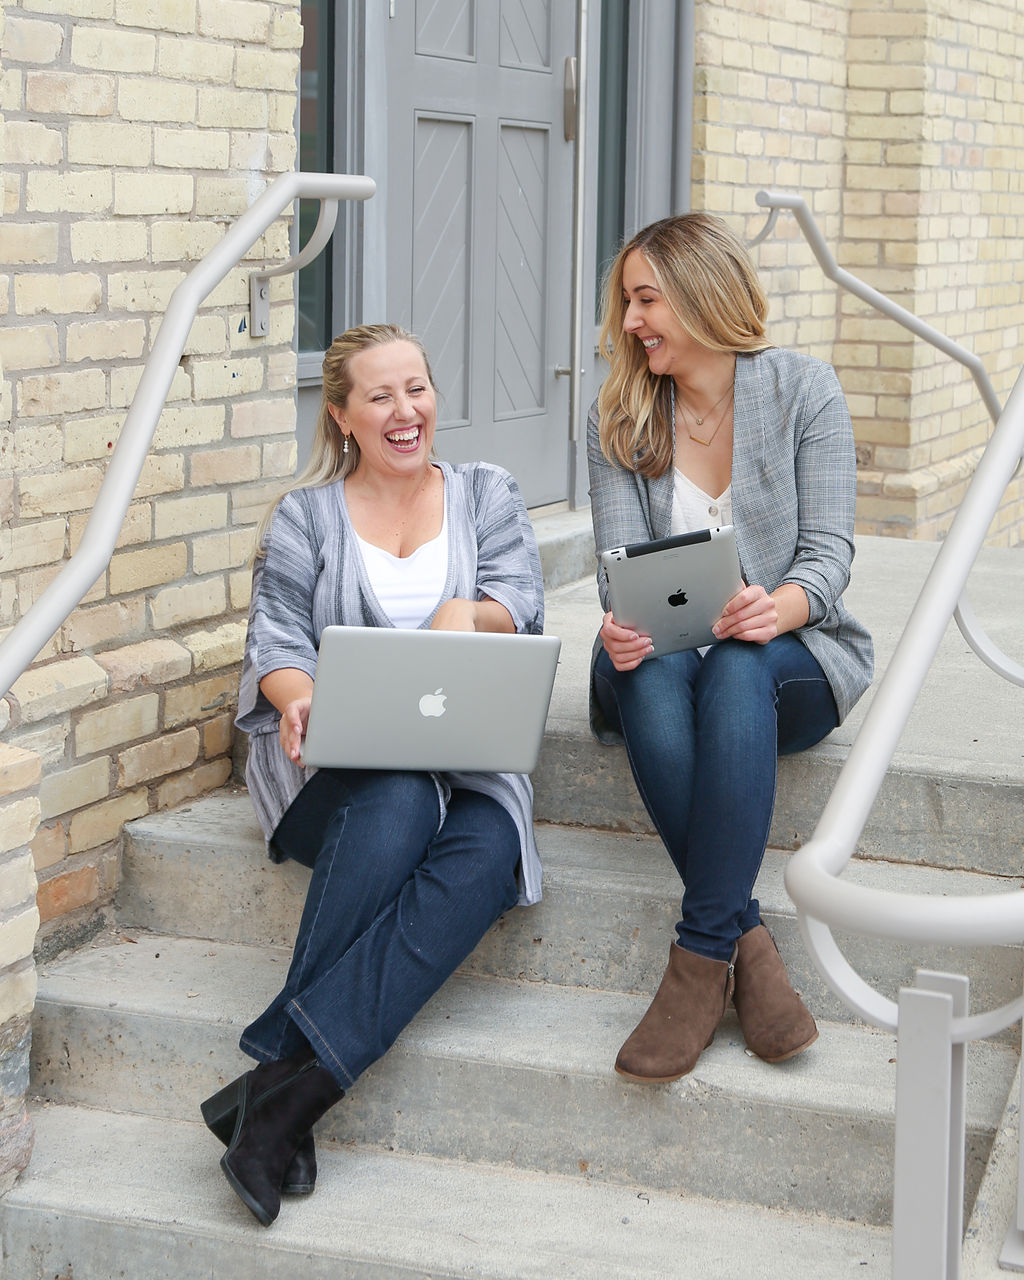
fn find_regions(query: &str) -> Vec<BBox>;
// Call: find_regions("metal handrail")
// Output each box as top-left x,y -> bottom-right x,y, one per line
755,191 -> 1024,1276
752,190 -> 1024,691
786,366 -> 1024,1042
748,191 -> 1024,1040
0,172 -> 375,702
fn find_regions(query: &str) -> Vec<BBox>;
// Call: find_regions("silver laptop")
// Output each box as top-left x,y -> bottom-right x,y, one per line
301,626 -> 561,773
600,526 -> 743,656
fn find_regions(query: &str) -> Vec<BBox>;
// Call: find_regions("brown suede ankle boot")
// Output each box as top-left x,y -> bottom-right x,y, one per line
615,942 -> 736,1083
732,924 -> 818,1062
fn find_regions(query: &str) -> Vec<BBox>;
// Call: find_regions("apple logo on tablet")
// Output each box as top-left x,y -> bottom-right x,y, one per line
419,688 -> 447,717
668,588 -> 688,608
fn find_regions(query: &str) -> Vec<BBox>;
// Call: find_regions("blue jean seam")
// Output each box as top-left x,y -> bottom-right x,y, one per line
287,997 -> 356,1089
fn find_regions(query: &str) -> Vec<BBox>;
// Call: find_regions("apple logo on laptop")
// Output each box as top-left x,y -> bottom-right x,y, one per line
419,687 -> 447,718
667,588 -> 688,608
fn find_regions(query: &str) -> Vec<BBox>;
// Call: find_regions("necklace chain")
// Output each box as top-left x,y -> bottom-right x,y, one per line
674,383 -> 734,448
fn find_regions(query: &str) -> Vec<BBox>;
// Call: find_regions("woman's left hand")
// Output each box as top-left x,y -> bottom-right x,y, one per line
712,584 -> 779,645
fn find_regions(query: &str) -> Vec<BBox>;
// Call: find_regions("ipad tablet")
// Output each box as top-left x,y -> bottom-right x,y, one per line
600,525 -> 743,656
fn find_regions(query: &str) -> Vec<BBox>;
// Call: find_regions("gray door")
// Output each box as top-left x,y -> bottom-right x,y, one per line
384,1 -> 575,506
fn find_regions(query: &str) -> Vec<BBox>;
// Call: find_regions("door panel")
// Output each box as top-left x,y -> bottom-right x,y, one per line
412,114 -> 473,425
386,0 -> 573,506
495,122 -> 548,418
499,0 -> 551,69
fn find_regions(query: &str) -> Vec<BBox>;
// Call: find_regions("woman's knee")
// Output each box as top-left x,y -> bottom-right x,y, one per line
278,769 -> 440,870
435,795 -> 520,904
698,639 -> 776,700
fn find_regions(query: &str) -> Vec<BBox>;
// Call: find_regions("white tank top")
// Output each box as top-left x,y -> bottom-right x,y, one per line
672,468 -> 733,535
356,506 -> 448,630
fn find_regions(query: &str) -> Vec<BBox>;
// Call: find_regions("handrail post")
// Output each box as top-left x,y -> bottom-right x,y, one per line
999,1064 -> 1024,1270
892,974 -> 967,1280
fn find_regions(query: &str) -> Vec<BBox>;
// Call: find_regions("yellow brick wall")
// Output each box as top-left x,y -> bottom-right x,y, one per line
0,0 -> 302,952
0,742 -> 41,1190
693,0 -> 1024,544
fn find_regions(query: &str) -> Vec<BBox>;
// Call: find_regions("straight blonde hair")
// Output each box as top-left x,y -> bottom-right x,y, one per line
597,214 -> 771,477
252,324 -> 436,556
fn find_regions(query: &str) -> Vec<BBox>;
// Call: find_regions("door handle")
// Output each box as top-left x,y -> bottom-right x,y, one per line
563,57 -> 577,142
555,365 -> 572,378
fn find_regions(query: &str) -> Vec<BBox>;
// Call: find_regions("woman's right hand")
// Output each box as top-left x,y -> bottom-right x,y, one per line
260,669 -> 316,764
600,611 -> 653,672
278,696 -> 311,763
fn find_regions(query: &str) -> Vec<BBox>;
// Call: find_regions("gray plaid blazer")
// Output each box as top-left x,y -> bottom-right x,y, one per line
587,347 -> 874,733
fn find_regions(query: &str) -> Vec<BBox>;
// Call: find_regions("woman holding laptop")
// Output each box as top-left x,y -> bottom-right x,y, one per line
201,324 -> 545,1226
588,214 -> 873,1083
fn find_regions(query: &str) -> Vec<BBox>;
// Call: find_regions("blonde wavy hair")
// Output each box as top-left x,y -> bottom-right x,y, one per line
597,213 -> 771,477
253,323 -> 436,556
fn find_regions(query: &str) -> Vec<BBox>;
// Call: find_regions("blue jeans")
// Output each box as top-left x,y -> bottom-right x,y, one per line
593,634 -> 839,962
241,769 -> 520,1089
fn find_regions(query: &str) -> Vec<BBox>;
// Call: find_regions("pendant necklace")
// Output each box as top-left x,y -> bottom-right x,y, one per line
675,381 -> 734,447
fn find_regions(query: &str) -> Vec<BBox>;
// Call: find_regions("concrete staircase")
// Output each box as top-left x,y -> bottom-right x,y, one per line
5,525 -> 1024,1277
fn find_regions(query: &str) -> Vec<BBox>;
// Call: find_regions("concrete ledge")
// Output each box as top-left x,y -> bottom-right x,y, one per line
2,1105 -> 892,1278
118,793 -> 1024,1032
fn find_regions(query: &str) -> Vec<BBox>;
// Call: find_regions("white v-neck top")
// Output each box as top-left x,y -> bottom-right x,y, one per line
672,467 -> 733,534
355,506 -> 448,629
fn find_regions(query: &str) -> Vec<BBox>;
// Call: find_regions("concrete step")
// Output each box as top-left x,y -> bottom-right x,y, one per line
30,932 -> 1017,1226
119,793 -> 1024,1029
531,504 -> 596,591
1,1104 -> 893,1279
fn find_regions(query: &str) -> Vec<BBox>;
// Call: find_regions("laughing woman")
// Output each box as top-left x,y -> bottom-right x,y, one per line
202,324 -> 544,1225
588,214 -> 873,1082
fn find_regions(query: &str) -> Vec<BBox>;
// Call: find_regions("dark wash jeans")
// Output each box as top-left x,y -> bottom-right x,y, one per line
241,768 -> 520,1089
593,633 -> 839,963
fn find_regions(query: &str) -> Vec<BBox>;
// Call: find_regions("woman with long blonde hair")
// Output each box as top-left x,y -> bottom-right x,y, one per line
202,324 -> 546,1226
588,214 -> 873,1081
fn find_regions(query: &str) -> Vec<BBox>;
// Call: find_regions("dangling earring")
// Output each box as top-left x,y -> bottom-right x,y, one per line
342,434 -> 349,455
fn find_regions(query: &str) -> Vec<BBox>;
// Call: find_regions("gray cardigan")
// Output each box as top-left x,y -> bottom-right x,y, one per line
587,347 -> 873,736
236,460 -> 547,905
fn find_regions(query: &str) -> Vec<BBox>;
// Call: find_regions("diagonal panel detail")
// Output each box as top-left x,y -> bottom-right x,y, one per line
499,0 -> 551,70
416,0 -> 475,60
413,116 -> 472,424
494,122 -> 548,417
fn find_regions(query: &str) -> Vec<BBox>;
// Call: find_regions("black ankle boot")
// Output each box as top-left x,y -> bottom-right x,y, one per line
219,1048 -> 344,1226
201,1076 -> 317,1194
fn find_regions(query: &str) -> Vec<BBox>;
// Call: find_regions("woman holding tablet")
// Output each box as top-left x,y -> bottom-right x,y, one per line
201,324 -> 545,1225
588,214 -> 873,1082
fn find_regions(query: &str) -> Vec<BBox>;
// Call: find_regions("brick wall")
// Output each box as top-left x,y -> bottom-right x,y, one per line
0,0 -> 302,955
0,744 -> 41,1191
693,0 -> 1024,544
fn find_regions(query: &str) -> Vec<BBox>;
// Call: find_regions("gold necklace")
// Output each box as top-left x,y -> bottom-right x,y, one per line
675,384 -> 734,447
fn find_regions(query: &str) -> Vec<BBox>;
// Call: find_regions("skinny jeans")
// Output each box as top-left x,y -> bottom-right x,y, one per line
593,634 -> 839,962
241,769 -> 520,1090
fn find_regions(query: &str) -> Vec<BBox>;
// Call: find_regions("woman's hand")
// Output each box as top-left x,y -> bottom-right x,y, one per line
431,596 -> 515,633
712,582 -> 809,645
713,585 -> 778,645
278,696 -> 311,763
601,610 -> 653,671
259,668 -> 315,763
